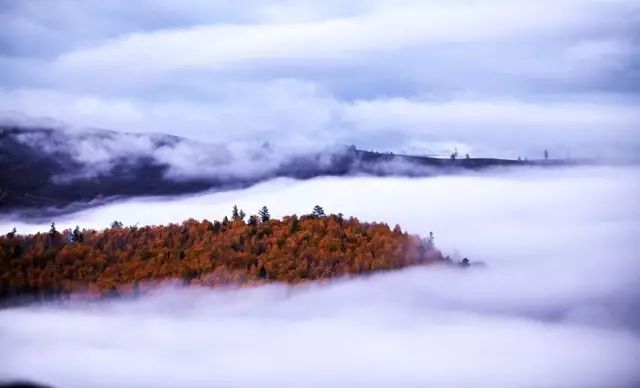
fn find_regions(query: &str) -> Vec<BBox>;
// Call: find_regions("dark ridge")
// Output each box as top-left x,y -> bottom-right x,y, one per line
0,382 -> 53,388
0,126 -> 581,217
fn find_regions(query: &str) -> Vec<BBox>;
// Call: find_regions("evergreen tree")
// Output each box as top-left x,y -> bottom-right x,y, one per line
111,220 -> 124,229
232,205 -> 240,220
239,210 -> 246,221
248,215 -> 259,226
427,231 -> 434,247
312,205 -> 325,218
290,215 -> 300,233
49,222 -> 58,238
222,216 -> 230,226
71,226 -> 84,243
6,228 -> 16,238
258,206 -> 270,222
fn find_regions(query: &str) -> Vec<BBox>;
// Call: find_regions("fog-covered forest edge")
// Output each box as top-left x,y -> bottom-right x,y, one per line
0,126 -> 582,217
0,207 -> 478,304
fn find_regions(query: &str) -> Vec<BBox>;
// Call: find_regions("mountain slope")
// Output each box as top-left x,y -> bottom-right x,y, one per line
0,126 -> 574,215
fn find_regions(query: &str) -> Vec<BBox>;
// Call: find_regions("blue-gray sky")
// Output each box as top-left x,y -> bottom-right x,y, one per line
1,0 -> 639,158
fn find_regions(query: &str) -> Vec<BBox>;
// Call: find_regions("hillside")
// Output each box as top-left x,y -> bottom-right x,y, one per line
0,210 -> 445,301
0,126 -> 576,216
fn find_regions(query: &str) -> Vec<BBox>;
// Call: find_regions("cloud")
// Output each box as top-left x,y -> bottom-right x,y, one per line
1,166 -> 639,387
51,1 -> 591,76
2,87 -> 638,159
1,277 -> 639,388
341,96 -> 640,157
1,0 -> 639,161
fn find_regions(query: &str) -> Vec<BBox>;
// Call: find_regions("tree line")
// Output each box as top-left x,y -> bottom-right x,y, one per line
0,205 -> 443,301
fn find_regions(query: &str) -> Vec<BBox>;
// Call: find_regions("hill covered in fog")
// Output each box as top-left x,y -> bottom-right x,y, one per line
0,126 -> 575,216
0,211 -> 451,302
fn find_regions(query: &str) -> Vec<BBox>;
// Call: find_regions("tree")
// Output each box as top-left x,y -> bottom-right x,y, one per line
465,153 -> 470,159
427,231 -> 434,247
239,210 -> 246,221
0,210 -> 448,298
71,226 -> 83,243
6,228 -> 16,238
222,216 -> 230,226
312,205 -> 325,218
232,205 -> 240,220
290,215 -> 300,233
111,220 -> 124,229
544,149 -> 549,160
49,222 -> 58,238
258,206 -> 270,222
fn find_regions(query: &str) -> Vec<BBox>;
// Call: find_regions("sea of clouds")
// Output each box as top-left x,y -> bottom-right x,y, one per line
1,165 -> 639,387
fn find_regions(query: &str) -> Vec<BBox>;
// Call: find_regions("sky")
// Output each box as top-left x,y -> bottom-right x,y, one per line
1,0 -> 639,158
1,166 -> 639,387
2,5 -> 640,385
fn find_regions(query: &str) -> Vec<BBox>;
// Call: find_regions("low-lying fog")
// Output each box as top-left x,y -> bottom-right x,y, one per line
2,166 -> 640,387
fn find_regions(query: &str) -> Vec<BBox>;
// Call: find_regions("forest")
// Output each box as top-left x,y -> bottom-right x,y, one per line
0,206 -> 444,301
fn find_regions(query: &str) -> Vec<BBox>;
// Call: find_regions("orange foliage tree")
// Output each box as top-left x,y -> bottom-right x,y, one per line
0,207 -> 443,300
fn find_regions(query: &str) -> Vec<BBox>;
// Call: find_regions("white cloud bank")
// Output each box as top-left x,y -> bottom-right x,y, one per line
52,1 -> 598,76
1,0 -> 638,158
1,166 -> 639,387
2,86 -> 638,159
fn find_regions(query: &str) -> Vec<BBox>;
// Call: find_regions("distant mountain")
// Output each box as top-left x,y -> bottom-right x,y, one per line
0,126 -> 576,216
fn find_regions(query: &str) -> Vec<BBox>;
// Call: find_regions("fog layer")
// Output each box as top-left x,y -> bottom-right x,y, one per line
2,0 -> 639,158
1,166 -> 639,387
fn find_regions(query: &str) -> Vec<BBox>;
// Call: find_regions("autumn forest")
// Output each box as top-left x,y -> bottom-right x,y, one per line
0,206 -> 445,301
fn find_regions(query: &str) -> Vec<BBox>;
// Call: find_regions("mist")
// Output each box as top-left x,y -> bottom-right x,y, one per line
1,166 -> 639,387
3,1 -> 639,385
2,0 -> 639,159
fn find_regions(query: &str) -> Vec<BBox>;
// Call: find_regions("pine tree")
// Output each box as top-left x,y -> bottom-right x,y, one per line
49,222 -> 58,238
290,215 -> 300,233
258,206 -> 270,222
6,228 -> 16,238
232,205 -> 240,220
312,205 -> 325,218
239,210 -> 246,221
426,231 -> 434,248
111,220 -> 123,229
71,226 -> 84,243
